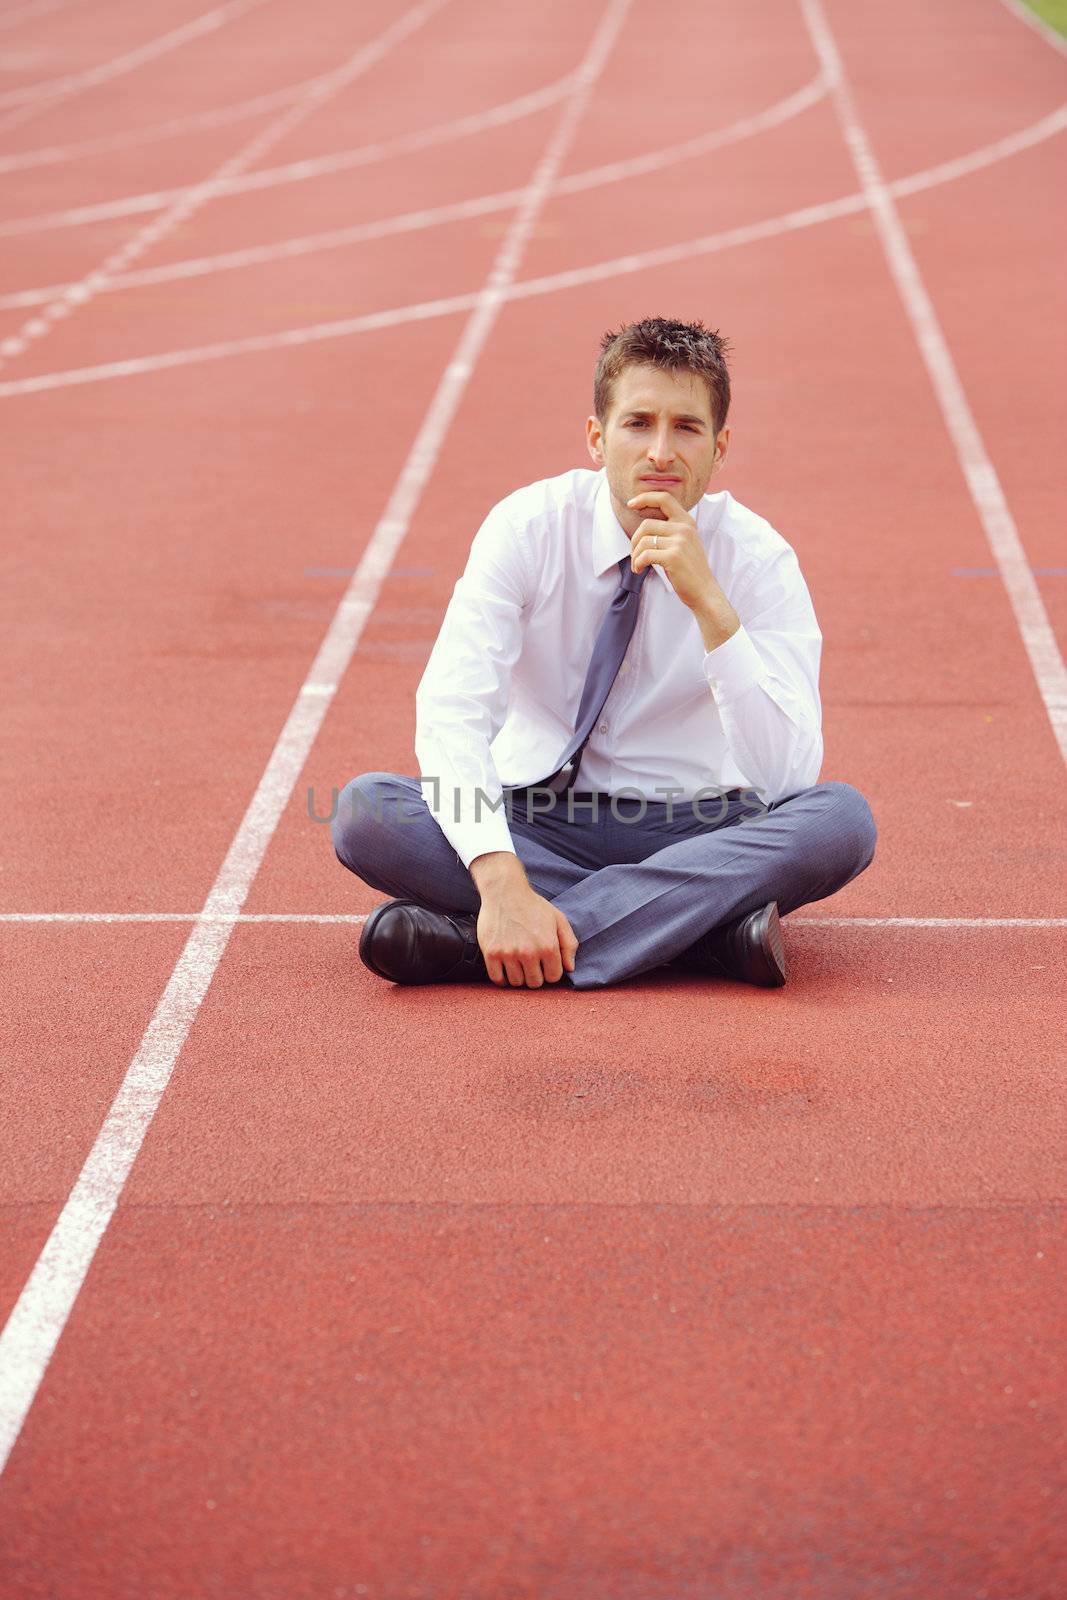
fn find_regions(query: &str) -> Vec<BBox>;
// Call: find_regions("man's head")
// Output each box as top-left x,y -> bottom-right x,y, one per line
586,317 -> 732,536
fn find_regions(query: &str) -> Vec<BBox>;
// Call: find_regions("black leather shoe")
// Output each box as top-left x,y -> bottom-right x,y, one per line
359,899 -> 490,985
673,900 -> 786,987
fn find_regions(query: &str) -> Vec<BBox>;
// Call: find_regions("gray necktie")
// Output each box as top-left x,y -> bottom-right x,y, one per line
527,556 -> 651,793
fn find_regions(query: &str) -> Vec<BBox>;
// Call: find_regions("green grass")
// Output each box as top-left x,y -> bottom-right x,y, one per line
1018,0 -> 1067,37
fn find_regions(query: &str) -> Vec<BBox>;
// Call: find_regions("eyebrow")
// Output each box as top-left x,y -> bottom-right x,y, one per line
621,409 -> 708,426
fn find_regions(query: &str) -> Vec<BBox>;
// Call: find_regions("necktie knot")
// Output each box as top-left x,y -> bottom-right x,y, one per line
617,556 -> 648,594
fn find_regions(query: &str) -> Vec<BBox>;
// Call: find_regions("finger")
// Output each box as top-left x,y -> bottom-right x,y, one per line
555,915 -> 579,972
476,922 -> 501,985
523,961 -> 545,989
635,521 -> 678,551
542,947 -> 563,984
627,491 -> 677,516
632,544 -> 665,573
484,955 -> 506,986
503,958 -> 526,987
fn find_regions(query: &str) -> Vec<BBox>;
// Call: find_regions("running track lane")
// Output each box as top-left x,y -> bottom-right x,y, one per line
0,0 -> 1064,1594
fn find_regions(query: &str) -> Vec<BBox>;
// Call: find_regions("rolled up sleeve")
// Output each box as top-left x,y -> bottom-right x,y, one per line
414,504 -> 532,870
703,544 -> 824,800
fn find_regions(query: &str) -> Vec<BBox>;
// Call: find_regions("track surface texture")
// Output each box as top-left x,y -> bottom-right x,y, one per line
1,1 -> 1065,1596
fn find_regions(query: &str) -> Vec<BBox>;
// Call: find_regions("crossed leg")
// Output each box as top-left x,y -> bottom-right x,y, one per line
332,774 -> 877,990
331,772 -> 596,913
550,780 -> 877,987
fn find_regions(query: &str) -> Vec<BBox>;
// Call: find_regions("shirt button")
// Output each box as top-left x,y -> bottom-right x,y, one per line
598,721 -> 608,734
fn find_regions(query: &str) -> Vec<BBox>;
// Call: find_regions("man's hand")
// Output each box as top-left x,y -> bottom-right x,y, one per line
469,853 -> 579,988
627,490 -> 740,650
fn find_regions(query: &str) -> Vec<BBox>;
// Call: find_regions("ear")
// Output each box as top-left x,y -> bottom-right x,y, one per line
586,413 -> 605,467
711,424 -> 731,475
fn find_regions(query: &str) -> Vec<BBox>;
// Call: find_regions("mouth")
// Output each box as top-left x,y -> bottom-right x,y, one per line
638,475 -> 682,484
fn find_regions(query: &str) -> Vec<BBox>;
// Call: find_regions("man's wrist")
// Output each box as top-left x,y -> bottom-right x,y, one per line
469,850 -> 527,896
694,596 -> 741,653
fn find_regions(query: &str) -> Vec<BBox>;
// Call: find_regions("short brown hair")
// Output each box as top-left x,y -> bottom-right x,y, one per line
593,317 -> 733,433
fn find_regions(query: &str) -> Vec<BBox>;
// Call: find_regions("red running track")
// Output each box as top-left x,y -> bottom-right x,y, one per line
0,0 -> 1065,1595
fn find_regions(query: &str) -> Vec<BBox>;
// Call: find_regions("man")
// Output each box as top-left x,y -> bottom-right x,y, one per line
333,317 -> 876,990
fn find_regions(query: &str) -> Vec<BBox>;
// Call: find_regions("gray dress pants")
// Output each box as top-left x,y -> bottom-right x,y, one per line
331,776 -> 877,989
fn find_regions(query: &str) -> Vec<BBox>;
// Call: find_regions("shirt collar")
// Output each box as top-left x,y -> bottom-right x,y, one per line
592,470 -> 688,593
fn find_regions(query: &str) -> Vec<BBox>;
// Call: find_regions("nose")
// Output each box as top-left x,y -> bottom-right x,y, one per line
647,429 -> 675,469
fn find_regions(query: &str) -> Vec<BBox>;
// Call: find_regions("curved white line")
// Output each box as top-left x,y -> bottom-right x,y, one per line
890,99 -> 1067,194
555,73 -> 828,194
0,0 -> 271,137
0,61 -> 577,180
997,0 -> 1067,56
138,190 -> 524,294
0,98 -> 1064,397
0,192 -> 523,311
7,76 -> 1061,317
0,0 -> 449,372
0,70 -> 579,239
0,0 -> 268,109
0,45 -> 812,190
0,287 -> 484,394
0,74 -> 321,178
0,75 -> 827,307
0,192 -> 517,310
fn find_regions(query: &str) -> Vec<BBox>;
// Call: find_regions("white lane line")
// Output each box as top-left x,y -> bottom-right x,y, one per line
1,913 -> 1065,927
788,917 -> 1067,927
0,75 -> 322,178
0,0 -> 448,372
2,95 -> 1063,397
0,194 -> 528,312
0,0 -> 269,137
889,99 -> 1067,195
6,6 -> 1053,203
0,61 -> 575,181
0,64 -> 821,239
0,288 -> 486,394
2,44 -> 1058,244
0,913 -> 371,923
0,0 -> 267,108
800,0 -> 1067,772
556,72 -> 828,193
998,0 -> 1067,55
0,70 -> 579,236
0,73 -> 829,309
0,0 -> 633,1480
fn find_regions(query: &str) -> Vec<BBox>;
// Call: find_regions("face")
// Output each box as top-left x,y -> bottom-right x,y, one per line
586,362 -> 730,537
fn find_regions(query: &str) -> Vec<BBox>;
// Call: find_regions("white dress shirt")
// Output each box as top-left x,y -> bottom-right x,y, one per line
414,467 -> 823,868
